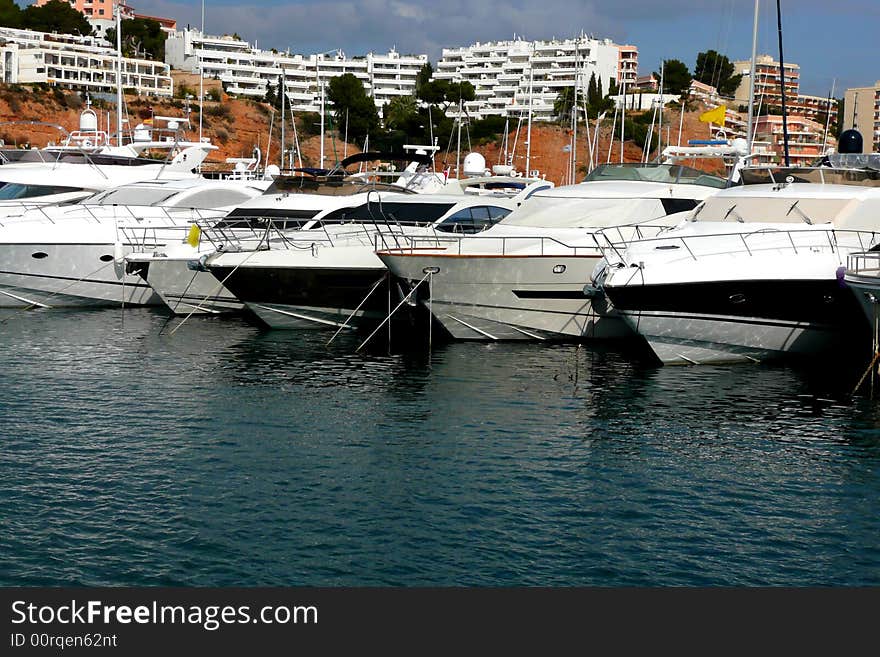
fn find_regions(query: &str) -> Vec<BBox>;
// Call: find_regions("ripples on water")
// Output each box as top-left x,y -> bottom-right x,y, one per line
1,308 -> 879,586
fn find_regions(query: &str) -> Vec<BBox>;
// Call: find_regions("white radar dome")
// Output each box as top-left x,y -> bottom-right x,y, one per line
463,152 -> 487,177
79,109 -> 98,133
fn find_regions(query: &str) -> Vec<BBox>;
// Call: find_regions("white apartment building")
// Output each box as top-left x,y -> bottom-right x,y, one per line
0,26 -> 172,96
164,29 -> 427,114
433,35 -> 637,121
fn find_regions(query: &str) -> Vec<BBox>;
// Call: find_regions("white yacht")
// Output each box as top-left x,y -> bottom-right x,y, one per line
201,185 -> 547,329
0,109 -> 218,216
375,142 -> 748,341
840,153 -> 880,331
0,178 -> 268,308
844,251 -> 880,331
127,155 -> 546,316
600,158 -> 880,364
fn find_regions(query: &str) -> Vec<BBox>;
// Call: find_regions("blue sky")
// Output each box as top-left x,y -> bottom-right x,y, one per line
23,1 -> 879,95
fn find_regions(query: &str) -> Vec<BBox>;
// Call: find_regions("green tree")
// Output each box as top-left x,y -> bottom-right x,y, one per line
587,73 -> 598,107
22,0 -> 92,37
417,79 -> 475,111
693,50 -> 742,97
263,82 -> 279,108
415,63 -> 433,96
656,59 -> 691,96
326,73 -> 379,145
384,94 -> 419,131
417,78 -> 448,105
105,17 -> 167,60
553,86 -> 575,123
0,0 -> 22,29
446,81 -> 475,105
468,115 -> 508,144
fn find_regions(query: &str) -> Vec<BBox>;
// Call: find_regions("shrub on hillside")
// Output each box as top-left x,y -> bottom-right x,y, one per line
205,103 -> 231,120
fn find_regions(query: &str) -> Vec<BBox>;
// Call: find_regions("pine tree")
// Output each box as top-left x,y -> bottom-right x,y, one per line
587,73 -> 598,107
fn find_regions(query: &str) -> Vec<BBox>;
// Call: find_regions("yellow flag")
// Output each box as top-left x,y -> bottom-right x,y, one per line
699,105 -> 727,126
186,224 -> 201,248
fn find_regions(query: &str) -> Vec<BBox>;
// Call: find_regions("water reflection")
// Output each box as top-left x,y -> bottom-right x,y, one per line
1,308 -> 879,586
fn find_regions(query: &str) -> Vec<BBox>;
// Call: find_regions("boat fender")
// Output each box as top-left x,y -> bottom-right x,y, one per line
582,284 -> 604,299
113,241 -> 124,264
836,266 -> 846,288
187,254 -> 211,272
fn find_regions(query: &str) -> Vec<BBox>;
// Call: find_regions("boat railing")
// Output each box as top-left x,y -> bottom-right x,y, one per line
375,232 -> 602,257
599,227 -> 880,267
846,251 -> 880,278
740,165 -> 880,188
114,208 -> 225,252
376,222 -> 678,258
197,215 -> 333,254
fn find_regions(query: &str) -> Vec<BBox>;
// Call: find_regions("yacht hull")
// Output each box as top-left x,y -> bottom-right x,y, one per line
378,251 -> 629,341
843,272 -> 880,329
129,257 -> 243,315
0,243 -> 160,307
208,257 -> 390,330
607,278 -> 867,364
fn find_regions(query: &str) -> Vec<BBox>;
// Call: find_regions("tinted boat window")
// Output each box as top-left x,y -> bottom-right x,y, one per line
319,202 -> 455,226
435,206 -> 511,234
0,183 -> 83,200
660,198 -> 700,215
215,207 -> 320,230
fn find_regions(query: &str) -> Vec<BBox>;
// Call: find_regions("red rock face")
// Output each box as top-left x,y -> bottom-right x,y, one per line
0,88 -> 739,184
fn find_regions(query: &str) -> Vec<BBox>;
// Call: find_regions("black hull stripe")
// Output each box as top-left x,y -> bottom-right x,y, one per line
210,266 -> 388,311
624,310 -> 844,332
432,301 -> 605,319
606,279 -> 863,327
512,290 -> 592,299
0,269 -> 152,290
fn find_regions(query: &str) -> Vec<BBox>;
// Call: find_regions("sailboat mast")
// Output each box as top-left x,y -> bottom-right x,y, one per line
115,6 -> 123,146
318,58 -> 325,169
619,79 -> 626,163
746,0 -> 759,154
456,96 -> 462,179
280,74 -> 286,168
571,40 -> 578,184
657,61 -> 663,159
199,0 -> 205,146
775,0 -> 791,166
525,43 -> 534,176
821,79 -> 836,154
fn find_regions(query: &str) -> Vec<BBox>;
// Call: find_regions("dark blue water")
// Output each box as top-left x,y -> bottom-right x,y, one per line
2,308 -> 879,586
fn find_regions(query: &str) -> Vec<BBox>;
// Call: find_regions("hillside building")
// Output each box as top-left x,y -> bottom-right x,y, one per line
0,25 -> 172,96
34,0 -> 177,43
432,35 -> 637,121
164,28 -> 426,115
733,54 -> 836,126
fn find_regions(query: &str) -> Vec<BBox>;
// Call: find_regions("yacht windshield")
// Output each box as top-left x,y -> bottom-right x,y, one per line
583,163 -> 727,188
85,187 -> 179,206
502,196 -> 669,228
0,183 -> 85,200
